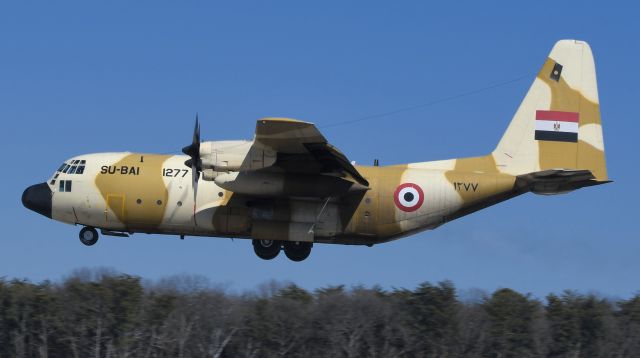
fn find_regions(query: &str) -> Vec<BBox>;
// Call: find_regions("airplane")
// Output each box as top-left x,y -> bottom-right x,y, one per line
22,40 -> 609,262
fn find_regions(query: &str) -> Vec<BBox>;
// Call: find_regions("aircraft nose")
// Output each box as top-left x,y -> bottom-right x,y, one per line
22,182 -> 52,218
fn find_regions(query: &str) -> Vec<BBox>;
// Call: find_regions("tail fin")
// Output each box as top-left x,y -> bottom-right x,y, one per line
492,40 -> 608,181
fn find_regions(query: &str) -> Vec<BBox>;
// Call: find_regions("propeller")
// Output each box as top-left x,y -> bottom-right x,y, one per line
182,114 -> 201,224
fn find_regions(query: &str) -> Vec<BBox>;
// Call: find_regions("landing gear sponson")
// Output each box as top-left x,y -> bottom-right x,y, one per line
77,227 -> 313,262
252,239 -> 313,262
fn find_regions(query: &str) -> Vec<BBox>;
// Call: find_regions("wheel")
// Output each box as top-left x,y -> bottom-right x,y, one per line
79,227 -> 99,246
253,239 -> 281,260
283,241 -> 312,262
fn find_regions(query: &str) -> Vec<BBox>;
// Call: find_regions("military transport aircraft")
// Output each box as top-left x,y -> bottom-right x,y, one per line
22,40 -> 609,261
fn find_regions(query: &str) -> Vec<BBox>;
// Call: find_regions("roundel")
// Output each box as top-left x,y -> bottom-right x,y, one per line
393,183 -> 424,212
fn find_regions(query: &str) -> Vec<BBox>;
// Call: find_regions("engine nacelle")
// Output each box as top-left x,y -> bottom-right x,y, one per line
199,140 -> 276,173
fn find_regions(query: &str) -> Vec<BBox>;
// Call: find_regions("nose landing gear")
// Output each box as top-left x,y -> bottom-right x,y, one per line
79,227 -> 99,246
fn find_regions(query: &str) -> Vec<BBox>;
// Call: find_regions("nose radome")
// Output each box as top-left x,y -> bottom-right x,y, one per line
22,183 -> 52,219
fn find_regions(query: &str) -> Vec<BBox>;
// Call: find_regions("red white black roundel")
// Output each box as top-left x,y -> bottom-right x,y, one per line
394,183 -> 424,212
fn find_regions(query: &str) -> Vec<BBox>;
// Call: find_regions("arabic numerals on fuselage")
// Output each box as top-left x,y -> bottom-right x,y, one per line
162,168 -> 189,178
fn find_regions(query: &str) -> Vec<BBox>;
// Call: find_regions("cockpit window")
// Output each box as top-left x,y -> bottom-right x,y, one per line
57,160 -> 86,176
59,180 -> 72,192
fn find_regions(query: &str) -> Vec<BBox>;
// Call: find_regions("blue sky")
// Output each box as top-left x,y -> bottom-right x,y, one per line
1,1 -> 638,298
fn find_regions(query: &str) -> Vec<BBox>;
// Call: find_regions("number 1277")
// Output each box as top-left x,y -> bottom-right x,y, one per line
162,168 -> 189,178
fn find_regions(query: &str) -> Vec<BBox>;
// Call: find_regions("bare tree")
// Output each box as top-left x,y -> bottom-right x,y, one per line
1,270 -> 639,358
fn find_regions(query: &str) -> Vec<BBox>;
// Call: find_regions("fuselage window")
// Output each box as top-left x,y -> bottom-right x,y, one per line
68,166 -> 77,174
59,181 -> 65,192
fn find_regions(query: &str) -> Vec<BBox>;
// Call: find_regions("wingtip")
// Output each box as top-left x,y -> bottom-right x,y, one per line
258,117 -> 313,125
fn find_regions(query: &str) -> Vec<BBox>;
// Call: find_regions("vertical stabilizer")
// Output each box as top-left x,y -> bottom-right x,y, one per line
492,40 -> 608,181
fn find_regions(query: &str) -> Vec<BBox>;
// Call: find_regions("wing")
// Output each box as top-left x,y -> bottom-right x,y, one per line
253,118 -> 369,187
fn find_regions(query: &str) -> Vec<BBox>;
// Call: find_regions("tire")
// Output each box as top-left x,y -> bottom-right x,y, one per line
253,239 -> 281,260
283,241 -> 312,262
79,227 -> 99,246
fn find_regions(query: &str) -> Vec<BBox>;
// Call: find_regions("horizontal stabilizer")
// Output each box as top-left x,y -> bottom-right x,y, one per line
516,169 -> 610,195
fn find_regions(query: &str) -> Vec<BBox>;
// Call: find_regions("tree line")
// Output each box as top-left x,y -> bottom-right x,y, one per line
0,269 -> 638,358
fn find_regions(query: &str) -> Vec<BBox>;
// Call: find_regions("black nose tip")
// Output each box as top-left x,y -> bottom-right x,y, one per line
22,182 -> 52,218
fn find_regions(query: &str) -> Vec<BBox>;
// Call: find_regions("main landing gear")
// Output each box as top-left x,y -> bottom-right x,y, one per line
252,239 -> 313,262
79,227 -> 99,246
253,239 -> 280,260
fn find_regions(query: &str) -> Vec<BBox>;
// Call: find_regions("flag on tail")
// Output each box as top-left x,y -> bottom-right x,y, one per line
534,110 -> 579,143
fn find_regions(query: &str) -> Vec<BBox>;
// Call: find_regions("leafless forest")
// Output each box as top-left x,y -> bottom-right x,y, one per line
1,269 -> 638,358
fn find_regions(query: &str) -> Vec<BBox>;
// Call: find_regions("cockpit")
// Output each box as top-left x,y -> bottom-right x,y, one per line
23,158 -> 91,220
57,159 -> 86,175
49,159 -> 87,191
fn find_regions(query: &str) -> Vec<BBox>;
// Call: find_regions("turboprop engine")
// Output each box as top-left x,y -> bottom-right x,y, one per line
199,140 -> 277,174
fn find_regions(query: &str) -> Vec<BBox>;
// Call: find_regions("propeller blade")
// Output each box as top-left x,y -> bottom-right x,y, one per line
182,114 -> 202,226
194,114 -> 200,145
182,114 -> 201,158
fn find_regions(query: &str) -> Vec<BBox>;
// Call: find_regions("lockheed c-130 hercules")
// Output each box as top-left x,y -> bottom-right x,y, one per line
22,40 -> 609,262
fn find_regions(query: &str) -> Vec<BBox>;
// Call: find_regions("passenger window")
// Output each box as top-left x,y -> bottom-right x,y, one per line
68,166 -> 77,174
65,181 -> 72,192
76,166 -> 85,174
59,181 -> 65,192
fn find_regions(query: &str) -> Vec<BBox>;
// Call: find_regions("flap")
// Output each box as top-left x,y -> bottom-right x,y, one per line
254,118 -> 369,187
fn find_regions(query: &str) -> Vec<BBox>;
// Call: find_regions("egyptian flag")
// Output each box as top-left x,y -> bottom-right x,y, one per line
534,110 -> 579,143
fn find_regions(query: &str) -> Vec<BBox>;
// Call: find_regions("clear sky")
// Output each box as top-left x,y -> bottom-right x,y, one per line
1,1 -> 638,298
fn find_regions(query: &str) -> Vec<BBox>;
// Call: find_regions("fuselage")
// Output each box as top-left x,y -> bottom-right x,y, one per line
23,152 -> 518,245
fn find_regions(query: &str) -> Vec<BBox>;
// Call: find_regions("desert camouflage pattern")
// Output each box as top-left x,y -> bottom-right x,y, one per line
25,40 -> 609,257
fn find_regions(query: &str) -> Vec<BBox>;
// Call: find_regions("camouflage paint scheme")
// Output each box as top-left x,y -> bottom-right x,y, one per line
35,40 -> 609,250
